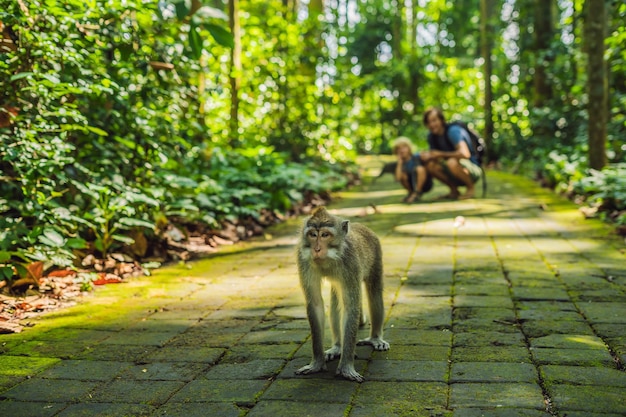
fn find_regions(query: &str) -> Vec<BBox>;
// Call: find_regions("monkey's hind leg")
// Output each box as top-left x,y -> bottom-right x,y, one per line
324,287 -> 342,361
357,273 -> 390,352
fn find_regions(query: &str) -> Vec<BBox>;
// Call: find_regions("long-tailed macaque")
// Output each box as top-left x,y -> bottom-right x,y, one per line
296,207 -> 389,382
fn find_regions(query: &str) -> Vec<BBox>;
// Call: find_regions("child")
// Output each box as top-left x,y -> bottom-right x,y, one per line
392,137 -> 433,203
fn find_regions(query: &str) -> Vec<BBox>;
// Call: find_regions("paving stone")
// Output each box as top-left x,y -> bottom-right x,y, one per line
56,403 -> 154,417
516,300 -> 578,312
521,320 -> 595,338
118,361 -> 207,381
261,379 -> 357,402
577,302 -> 626,324
169,379 -> 269,403
167,331 -> 245,348
222,343 -> 300,362
204,359 -> 286,380
454,331 -> 526,347
383,328 -> 452,345
365,360 -> 448,382
451,346 -> 531,363
0,355 -> 60,390
38,360 -> 132,381
454,296 -> 515,309
0,400 -> 66,417
372,344 -> 449,361
454,285 -> 510,297
453,318 -> 521,334
143,346 -> 225,363
6,339 -> 91,359
532,347 -> 615,367
354,381 -> 448,406
74,344 -> 157,361
89,380 -> 185,406
450,382 -> 545,409
548,385 -> 626,414
238,329 -> 308,344
154,402 -> 242,417
350,401 -> 451,416
451,408 -> 550,417
540,364 -> 626,388
530,334 -> 607,350
1,378 -> 100,402
511,286 -> 570,301
101,331 -> 180,346
247,400 -> 347,417
517,309 -> 583,321
453,307 -> 516,321
450,362 -> 537,383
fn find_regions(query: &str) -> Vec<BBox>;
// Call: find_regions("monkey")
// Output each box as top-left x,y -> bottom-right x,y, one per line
295,207 -> 389,382
372,161 -> 397,184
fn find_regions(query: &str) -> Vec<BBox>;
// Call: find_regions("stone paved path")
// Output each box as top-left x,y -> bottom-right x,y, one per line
1,158 -> 625,417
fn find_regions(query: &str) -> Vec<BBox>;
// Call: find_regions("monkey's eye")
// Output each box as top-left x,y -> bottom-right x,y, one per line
320,232 -> 331,238
307,231 -> 318,238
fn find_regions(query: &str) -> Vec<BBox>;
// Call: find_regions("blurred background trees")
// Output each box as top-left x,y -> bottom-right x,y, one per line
1,0 -> 624,285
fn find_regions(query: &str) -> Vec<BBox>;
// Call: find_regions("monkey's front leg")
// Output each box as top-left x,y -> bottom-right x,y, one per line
335,289 -> 364,382
296,283 -> 327,376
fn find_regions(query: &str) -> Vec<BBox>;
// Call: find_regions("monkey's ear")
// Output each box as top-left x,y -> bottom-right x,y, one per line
341,220 -> 349,233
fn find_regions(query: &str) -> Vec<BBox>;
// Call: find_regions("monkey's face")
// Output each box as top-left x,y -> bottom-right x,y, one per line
304,226 -> 339,262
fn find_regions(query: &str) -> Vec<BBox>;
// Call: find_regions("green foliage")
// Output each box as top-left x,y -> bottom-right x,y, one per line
0,0 -> 351,287
571,164 -> 626,212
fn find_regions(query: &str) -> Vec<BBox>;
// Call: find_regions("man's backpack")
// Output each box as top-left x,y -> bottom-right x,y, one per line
445,121 -> 488,197
446,121 -> 487,166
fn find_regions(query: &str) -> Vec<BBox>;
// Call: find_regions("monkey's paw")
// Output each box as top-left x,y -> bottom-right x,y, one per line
295,362 -> 327,376
336,364 -> 364,383
324,345 -> 341,361
357,337 -> 390,351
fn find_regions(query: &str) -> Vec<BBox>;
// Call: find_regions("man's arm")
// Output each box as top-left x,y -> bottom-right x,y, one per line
422,125 -> 471,161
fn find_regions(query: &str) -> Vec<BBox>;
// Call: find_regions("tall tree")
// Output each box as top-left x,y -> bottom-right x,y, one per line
229,0 -> 241,146
533,0 -> 553,107
585,0 -> 608,170
407,0 -> 420,116
480,0 -> 495,163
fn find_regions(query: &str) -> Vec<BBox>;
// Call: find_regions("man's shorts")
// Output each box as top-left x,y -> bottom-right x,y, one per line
441,159 -> 482,186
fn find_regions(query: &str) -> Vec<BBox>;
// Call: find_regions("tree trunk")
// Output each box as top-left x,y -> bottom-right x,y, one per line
229,0 -> 241,146
585,0 -> 608,170
480,0 -> 495,163
407,0 -> 420,116
533,0 -> 553,107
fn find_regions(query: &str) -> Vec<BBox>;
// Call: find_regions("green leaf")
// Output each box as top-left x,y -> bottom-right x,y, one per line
42,73 -> 61,84
194,6 -> 228,21
10,72 -> 34,82
117,217 -> 155,229
39,229 -> 66,248
188,22 -> 203,60
15,264 -> 28,279
86,126 -> 109,137
204,23 -> 234,48
0,251 -> 10,263
66,237 -> 88,249
0,266 -> 14,280
174,0 -> 191,20
112,234 -> 135,244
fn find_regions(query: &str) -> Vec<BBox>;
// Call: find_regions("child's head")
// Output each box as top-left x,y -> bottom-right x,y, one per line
392,136 -> 414,157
